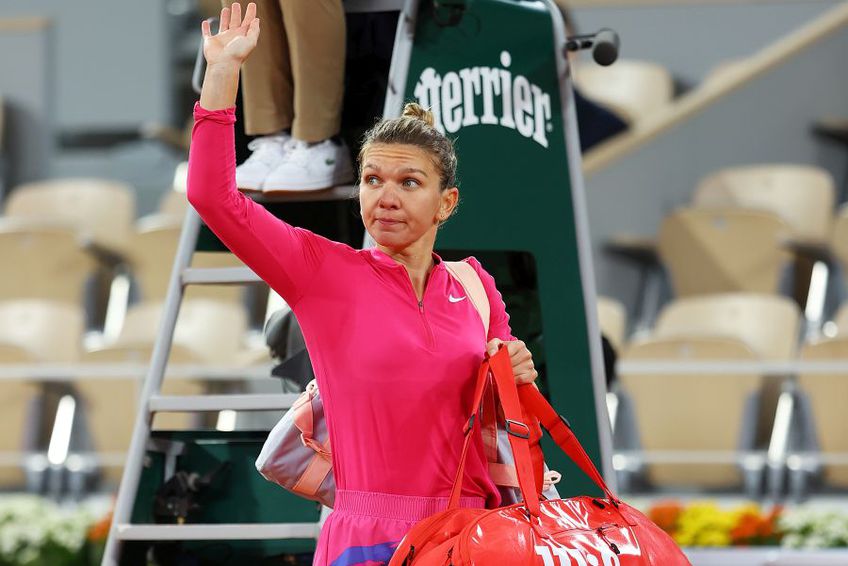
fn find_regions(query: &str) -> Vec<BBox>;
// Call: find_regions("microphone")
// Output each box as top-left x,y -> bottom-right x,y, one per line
592,28 -> 619,66
565,28 -> 620,67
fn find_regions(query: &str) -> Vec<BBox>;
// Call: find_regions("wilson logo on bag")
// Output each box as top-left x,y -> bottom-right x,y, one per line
534,541 -> 621,566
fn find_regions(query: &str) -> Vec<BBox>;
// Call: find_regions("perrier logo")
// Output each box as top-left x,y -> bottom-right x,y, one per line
413,50 -> 553,148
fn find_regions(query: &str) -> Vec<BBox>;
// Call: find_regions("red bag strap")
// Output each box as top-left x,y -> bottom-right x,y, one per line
487,348 -> 542,514
448,346 -> 542,516
446,359 -> 489,507
524,400 -> 546,493
517,383 -> 619,504
449,347 -> 624,516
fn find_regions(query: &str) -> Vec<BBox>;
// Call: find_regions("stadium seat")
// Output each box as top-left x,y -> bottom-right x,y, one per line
573,59 -> 674,124
0,300 -> 85,487
597,296 -> 629,448
693,164 -> 836,244
793,337 -> 848,490
834,303 -> 848,335
79,299 -> 251,483
0,368 -> 39,488
652,293 -> 801,453
0,222 -> 97,303
128,215 -> 246,304
0,300 -> 84,362
158,187 -> 190,218
658,207 -> 792,296
4,179 -> 137,333
618,336 -> 765,491
832,204 -> 848,274
84,299 -> 251,367
4,178 -> 136,256
597,295 -> 627,351
653,293 -> 802,360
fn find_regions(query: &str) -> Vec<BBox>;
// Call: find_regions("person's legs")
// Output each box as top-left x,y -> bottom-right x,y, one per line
262,0 -> 352,192
222,1 -> 297,190
279,0 -> 345,142
224,0 -> 350,191
222,0 -> 292,135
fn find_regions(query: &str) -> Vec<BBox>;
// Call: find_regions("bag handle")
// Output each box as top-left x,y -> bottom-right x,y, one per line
293,384 -> 331,457
448,347 -> 542,516
448,347 -> 622,516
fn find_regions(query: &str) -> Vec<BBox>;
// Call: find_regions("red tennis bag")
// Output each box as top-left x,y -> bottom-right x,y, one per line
389,347 -> 691,566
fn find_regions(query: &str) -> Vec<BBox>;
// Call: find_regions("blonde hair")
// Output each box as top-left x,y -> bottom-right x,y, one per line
401,103 -> 436,127
358,102 -> 458,192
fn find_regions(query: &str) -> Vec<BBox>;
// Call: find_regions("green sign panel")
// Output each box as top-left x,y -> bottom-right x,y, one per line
399,0 -> 611,496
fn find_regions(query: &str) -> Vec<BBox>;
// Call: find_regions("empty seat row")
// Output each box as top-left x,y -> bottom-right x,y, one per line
0,178 -> 263,334
0,297 -> 273,487
597,294 -> 848,496
609,163 -> 845,342
600,293 -> 848,357
662,164 -> 842,295
0,175 -> 282,487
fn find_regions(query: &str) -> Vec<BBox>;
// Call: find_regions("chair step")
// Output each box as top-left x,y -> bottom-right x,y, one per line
148,393 -> 300,413
115,523 -> 320,541
181,267 -> 262,285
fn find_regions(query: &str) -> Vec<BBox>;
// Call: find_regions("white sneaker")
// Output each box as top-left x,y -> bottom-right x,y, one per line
235,133 -> 293,191
262,138 -> 354,192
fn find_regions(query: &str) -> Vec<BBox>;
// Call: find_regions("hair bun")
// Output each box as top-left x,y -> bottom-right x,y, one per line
401,102 -> 436,128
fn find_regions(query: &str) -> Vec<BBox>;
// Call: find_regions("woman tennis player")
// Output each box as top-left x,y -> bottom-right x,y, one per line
189,4 -> 538,564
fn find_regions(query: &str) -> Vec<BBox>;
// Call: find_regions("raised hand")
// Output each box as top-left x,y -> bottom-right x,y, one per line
201,2 -> 260,68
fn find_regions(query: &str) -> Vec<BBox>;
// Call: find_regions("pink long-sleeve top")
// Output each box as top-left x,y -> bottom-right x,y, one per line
187,102 -> 514,508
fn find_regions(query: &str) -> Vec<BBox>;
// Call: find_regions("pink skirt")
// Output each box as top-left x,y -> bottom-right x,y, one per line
313,489 -> 486,566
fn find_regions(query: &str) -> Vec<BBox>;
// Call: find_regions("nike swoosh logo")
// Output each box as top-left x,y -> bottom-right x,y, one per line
449,295 -> 467,303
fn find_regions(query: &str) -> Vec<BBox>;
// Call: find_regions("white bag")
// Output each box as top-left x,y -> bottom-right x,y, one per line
255,379 -> 335,507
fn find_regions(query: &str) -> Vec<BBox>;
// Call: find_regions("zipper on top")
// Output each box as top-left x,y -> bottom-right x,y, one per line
401,265 -> 436,349
418,298 -> 435,349
597,526 -> 621,555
